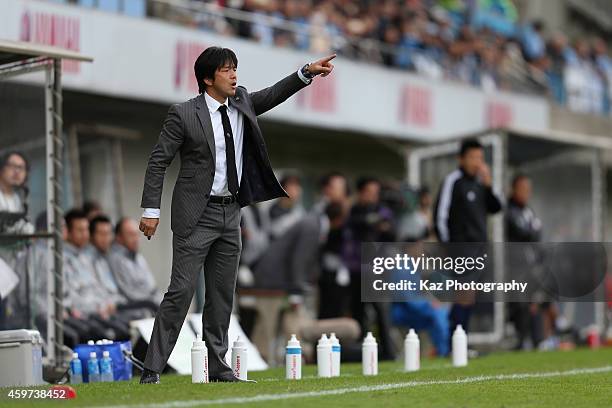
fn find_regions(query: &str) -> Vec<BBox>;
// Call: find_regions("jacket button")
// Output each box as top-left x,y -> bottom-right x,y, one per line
210,170 -> 214,176
205,194 -> 209,198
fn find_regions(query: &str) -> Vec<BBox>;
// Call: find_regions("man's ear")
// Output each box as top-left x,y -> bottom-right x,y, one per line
203,77 -> 214,88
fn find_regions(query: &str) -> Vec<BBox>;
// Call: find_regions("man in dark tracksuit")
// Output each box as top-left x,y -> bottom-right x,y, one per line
434,139 -> 502,340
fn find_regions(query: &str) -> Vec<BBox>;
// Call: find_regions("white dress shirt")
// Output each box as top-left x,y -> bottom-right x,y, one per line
143,69 -> 311,219
205,91 -> 244,196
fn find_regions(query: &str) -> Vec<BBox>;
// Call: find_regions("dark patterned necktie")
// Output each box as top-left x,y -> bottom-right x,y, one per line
218,105 -> 239,196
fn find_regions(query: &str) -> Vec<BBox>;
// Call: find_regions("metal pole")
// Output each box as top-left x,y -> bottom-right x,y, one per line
591,148 -> 605,333
51,58 -> 64,368
44,64 -> 56,366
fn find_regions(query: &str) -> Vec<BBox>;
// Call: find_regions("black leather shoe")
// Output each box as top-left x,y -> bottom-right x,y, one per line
139,368 -> 160,384
209,374 -> 257,383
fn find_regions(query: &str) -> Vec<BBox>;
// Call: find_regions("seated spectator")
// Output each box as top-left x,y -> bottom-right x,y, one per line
565,39 -> 606,114
593,37 -> 612,114
63,209 -> 129,343
110,218 -> 160,304
88,215 -> 125,307
521,20 -> 545,62
268,173 -> 305,240
89,215 -> 157,316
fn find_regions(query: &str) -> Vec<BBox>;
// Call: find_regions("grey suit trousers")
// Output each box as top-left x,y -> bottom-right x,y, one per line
144,200 -> 241,376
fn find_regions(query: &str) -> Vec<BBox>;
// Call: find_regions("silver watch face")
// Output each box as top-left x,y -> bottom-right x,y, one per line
303,64 -> 313,78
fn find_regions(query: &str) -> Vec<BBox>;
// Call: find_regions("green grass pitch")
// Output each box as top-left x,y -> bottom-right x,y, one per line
1,348 -> 612,407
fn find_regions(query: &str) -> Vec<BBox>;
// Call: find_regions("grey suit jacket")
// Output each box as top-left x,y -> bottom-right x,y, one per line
251,213 -> 323,295
141,72 -> 309,237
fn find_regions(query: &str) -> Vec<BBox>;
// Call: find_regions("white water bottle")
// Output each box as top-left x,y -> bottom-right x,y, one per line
329,333 -> 341,377
285,334 -> 302,380
231,336 -> 248,380
191,333 -> 209,383
452,325 -> 468,367
404,329 -> 420,372
362,332 -> 378,376
317,334 -> 332,377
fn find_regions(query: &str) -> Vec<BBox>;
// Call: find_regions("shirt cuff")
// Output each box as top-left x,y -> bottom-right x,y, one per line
297,68 -> 312,85
142,208 -> 160,218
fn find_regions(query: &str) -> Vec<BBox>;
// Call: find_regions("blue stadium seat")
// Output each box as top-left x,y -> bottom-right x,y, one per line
97,0 -> 121,13
77,0 -> 96,8
123,0 -> 146,18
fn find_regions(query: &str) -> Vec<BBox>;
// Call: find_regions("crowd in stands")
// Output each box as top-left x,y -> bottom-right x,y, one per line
147,0 -> 612,116
43,0 -> 612,116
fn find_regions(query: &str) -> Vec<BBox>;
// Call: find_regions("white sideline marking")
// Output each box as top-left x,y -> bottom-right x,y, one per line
104,365 -> 612,408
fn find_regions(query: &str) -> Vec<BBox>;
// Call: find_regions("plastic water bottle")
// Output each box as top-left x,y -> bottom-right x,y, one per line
231,336 -> 248,380
362,332 -> 378,376
404,329 -> 420,372
70,353 -> 83,384
191,333 -> 209,383
316,334 -> 332,378
87,352 -> 100,383
452,325 -> 468,367
100,350 -> 114,382
329,333 -> 341,377
285,334 -> 302,380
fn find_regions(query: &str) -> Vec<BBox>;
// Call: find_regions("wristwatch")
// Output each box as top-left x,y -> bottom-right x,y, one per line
301,63 -> 316,79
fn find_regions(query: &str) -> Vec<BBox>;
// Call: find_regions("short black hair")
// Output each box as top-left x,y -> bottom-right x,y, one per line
356,176 -> 379,192
114,217 -> 129,236
83,200 -> 102,216
64,208 -> 88,231
319,172 -> 345,191
89,214 -> 112,236
0,150 -> 30,173
280,173 -> 301,188
512,173 -> 530,188
194,47 -> 238,94
459,139 -> 483,157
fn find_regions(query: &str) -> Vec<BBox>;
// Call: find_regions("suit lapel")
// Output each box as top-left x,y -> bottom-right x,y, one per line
229,94 -> 255,123
195,94 -> 216,163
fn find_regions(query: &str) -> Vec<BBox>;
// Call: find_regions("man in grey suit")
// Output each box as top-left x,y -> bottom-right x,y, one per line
138,46 -> 335,383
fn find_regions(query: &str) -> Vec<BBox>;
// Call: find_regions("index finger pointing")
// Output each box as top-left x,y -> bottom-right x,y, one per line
322,54 -> 337,62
